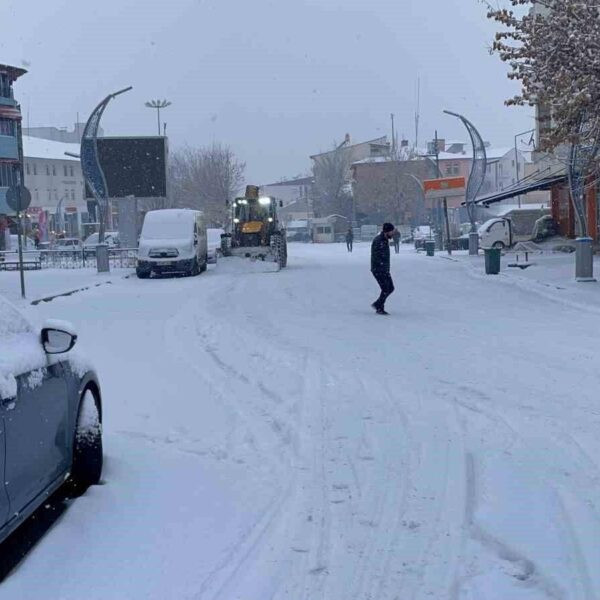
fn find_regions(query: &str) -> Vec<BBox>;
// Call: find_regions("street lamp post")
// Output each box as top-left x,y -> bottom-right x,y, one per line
145,99 -> 171,136
444,110 -> 487,255
81,86 -> 132,273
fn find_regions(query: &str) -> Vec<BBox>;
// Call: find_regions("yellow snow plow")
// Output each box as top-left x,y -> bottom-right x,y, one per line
221,185 -> 287,269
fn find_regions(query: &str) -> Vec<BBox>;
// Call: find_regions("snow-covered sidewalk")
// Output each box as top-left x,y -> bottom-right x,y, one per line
438,246 -> 600,313
1,244 -> 599,599
0,268 -> 133,305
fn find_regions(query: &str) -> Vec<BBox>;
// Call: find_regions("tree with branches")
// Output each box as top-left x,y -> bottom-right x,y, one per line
487,0 -> 600,239
169,143 -> 245,226
311,142 -> 353,218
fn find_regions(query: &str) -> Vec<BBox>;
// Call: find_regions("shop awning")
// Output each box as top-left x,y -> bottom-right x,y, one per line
473,172 -> 567,206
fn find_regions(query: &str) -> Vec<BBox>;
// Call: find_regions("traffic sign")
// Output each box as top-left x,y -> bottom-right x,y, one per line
5,185 -> 32,212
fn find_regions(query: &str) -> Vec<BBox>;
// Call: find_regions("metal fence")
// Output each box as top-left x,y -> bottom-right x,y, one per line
0,248 -> 138,270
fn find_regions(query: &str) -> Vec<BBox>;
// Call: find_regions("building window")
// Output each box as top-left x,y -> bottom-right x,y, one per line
46,165 -> 50,176
52,165 -> 56,176
0,118 -> 16,136
70,166 -> 74,177
33,163 -> 37,175
34,189 -> 39,201
47,189 -> 51,201
0,73 -> 12,99
26,162 -> 30,175
0,162 -> 17,187
453,165 -> 460,175
71,189 -> 75,201
63,165 -> 68,177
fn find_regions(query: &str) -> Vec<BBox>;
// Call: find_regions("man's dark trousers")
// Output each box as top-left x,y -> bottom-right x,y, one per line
346,240 -> 353,252
372,271 -> 394,310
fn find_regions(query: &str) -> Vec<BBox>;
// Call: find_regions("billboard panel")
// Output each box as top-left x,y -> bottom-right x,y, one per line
85,137 -> 167,199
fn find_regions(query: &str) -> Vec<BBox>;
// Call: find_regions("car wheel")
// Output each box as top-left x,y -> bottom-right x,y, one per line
136,268 -> 151,279
66,388 -> 103,497
492,241 -> 505,249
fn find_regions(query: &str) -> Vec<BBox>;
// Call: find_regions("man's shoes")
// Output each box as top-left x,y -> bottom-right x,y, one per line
371,302 -> 380,311
376,308 -> 389,315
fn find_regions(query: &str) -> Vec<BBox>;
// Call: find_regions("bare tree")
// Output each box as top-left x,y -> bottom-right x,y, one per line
169,143 -> 245,225
312,142 -> 353,218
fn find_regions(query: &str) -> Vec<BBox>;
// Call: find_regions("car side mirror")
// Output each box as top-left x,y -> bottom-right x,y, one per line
41,321 -> 77,354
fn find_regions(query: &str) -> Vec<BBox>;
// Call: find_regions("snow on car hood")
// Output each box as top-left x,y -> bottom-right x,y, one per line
0,298 -> 46,398
0,332 -> 47,399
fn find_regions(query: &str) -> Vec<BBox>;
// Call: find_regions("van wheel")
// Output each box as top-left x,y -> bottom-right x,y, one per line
189,258 -> 200,276
492,241 -> 505,249
66,389 -> 103,498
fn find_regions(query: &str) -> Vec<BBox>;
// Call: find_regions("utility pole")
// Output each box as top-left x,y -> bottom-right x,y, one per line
391,113 -> 396,156
514,128 -> 535,208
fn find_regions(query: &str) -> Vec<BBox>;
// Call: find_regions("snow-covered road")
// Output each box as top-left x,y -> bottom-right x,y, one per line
2,243 -> 599,599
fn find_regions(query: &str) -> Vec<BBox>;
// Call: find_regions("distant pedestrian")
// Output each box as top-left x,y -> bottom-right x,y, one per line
346,227 -> 354,252
392,228 -> 400,254
371,223 -> 395,315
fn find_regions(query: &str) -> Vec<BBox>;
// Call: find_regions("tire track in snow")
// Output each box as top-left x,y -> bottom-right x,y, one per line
438,380 -> 597,598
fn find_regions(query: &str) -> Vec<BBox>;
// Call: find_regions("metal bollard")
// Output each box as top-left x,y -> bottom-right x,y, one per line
575,237 -> 596,282
468,232 -> 479,255
96,243 -> 110,273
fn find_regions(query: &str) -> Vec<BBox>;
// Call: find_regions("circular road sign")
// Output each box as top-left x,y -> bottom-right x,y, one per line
5,185 -> 32,212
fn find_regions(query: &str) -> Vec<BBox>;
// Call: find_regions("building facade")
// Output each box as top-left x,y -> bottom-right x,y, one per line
22,136 -> 88,238
0,63 -> 27,248
23,122 -> 103,144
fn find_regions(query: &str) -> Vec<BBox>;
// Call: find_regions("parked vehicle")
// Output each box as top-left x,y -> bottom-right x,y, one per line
136,209 -> 208,278
55,237 -> 83,251
83,232 -> 120,254
478,207 -> 552,249
207,228 -> 224,264
286,220 -> 310,242
8,234 -> 35,251
0,294 -> 103,544
413,225 -> 434,250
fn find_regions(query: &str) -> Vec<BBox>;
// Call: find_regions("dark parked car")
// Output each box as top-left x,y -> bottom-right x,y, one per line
0,295 -> 103,544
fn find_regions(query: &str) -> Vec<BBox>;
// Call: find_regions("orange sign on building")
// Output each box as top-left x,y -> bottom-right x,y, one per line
423,176 -> 466,196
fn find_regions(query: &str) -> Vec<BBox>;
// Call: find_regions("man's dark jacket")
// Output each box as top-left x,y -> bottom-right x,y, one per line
371,232 -> 390,274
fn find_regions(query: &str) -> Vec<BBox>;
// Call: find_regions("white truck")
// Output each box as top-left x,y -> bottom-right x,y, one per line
478,207 -> 554,249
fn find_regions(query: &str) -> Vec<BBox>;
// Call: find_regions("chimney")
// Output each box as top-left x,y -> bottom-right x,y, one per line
344,133 -> 351,145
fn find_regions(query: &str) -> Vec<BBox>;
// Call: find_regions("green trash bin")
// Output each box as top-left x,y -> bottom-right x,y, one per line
424,240 -> 435,257
484,247 -> 501,274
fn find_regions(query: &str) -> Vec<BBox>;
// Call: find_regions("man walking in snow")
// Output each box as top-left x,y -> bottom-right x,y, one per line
346,227 -> 354,252
371,222 -> 395,315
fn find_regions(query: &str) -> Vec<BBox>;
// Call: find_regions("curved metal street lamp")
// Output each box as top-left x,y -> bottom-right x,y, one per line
81,86 -> 132,272
444,110 -> 487,255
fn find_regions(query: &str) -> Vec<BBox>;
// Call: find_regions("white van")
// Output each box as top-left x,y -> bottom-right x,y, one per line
478,207 -> 551,249
136,209 -> 208,278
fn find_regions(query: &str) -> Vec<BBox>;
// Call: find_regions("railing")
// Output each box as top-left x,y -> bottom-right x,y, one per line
0,248 -> 138,270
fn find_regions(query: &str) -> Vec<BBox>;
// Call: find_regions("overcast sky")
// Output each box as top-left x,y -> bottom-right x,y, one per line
1,0 -> 533,183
